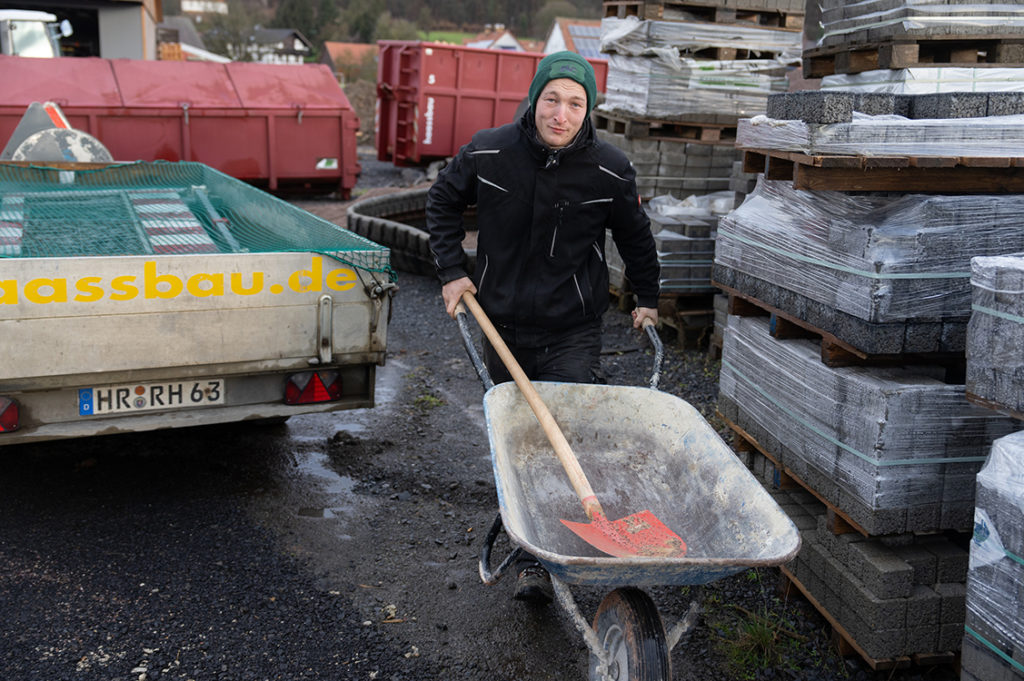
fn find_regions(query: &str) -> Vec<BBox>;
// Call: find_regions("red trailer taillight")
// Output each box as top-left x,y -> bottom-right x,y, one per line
0,397 -> 20,432
285,372 -> 342,405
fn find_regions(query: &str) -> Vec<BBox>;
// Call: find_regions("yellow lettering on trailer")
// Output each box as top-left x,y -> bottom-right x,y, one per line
24,278 -> 68,304
229,271 -> 264,295
144,261 -> 183,299
74,277 -> 104,302
109,275 -> 139,301
186,273 -> 224,297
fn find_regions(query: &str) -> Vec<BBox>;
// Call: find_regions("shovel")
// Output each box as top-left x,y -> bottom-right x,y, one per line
458,291 -> 687,559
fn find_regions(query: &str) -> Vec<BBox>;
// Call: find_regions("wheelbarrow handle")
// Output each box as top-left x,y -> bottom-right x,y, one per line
642,318 -> 664,391
455,302 -> 494,392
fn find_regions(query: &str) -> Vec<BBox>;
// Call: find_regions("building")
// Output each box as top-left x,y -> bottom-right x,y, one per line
242,27 -> 312,64
0,0 -> 161,58
320,41 -> 377,84
463,23 -> 524,51
543,17 -> 603,59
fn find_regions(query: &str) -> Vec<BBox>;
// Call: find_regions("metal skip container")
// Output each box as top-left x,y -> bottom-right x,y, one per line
376,41 -> 609,167
0,55 -> 360,196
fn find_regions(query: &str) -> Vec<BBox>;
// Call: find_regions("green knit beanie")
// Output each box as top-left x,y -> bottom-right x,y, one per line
528,51 -> 597,117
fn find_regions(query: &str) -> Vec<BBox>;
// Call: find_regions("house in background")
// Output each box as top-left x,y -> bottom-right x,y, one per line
463,23 -> 524,51
157,14 -> 230,62
543,17 -> 603,58
242,27 -> 312,64
0,0 -> 160,58
321,41 -> 378,84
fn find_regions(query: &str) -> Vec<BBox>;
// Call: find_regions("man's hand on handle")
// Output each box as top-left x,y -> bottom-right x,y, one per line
631,306 -> 658,329
442,277 -> 477,318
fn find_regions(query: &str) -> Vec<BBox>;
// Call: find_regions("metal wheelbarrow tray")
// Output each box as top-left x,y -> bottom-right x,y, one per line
482,380 -> 801,587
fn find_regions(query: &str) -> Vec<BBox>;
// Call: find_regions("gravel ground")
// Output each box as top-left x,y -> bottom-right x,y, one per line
0,154 -> 962,681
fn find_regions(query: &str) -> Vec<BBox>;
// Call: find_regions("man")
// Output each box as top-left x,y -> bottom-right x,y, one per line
426,51 -> 660,604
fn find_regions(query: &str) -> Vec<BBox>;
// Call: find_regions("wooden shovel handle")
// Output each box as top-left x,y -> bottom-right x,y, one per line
458,292 -> 604,520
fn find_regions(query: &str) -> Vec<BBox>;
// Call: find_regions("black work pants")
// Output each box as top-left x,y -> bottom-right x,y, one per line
481,320 -> 603,385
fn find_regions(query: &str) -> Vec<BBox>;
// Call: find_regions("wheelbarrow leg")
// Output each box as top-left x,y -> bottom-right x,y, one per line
548,578 -> 615,677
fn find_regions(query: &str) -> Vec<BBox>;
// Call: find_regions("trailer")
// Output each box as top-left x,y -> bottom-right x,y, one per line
0,140 -> 393,444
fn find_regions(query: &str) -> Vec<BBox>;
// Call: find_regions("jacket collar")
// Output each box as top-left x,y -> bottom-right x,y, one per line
519,109 -> 595,169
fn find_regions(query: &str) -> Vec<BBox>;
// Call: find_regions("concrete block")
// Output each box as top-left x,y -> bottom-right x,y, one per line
935,582 -> 967,625
895,544 -> 938,586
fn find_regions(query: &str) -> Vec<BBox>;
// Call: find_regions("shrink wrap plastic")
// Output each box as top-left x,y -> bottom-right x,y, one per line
821,67 -> 1024,94
602,54 -> 790,120
736,112 -> 1024,157
967,255 -> 1024,414
715,179 -> 1024,323
816,1 -> 1024,47
600,16 -> 802,61
719,314 -> 1018,527
964,431 -> 1024,679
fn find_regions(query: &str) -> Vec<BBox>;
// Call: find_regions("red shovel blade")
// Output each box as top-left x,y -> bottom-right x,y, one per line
561,510 -> 688,559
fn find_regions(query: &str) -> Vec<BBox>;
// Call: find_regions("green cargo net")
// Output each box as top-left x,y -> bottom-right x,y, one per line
0,161 -> 394,281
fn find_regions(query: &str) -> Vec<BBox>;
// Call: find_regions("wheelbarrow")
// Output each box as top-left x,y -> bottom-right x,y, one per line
455,306 -> 802,680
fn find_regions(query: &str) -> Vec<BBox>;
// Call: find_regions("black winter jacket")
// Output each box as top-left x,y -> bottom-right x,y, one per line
426,112 -> 660,345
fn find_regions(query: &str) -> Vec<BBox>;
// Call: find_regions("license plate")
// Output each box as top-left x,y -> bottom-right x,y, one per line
79,379 -> 225,416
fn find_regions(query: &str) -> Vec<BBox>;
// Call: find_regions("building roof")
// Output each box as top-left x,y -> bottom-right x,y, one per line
158,15 -> 205,49
545,18 -> 603,59
322,41 -> 378,65
464,27 -> 524,51
250,28 -> 313,51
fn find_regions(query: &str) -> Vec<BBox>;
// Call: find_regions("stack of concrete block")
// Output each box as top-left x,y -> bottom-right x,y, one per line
962,431 -> 1024,681
768,477 -> 972,661
603,53 -> 792,119
713,178 -> 1024,354
967,255 -> 1024,417
718,314 -> 1019,536
737,91 -> 1024,157
729,160 -> 758,204
821,67 -> 1024,95
817,0 -> 1024,50
597,128 -> 740,198
606,191 -> 728,295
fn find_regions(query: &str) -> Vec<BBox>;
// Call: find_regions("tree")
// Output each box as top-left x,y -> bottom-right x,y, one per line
531,0 -> 577,38
374,11 -> 418,41
345,0 -> 385,43
203,0 -> 266,61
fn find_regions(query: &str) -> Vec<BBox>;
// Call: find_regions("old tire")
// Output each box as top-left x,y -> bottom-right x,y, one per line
589,588 -> 670,681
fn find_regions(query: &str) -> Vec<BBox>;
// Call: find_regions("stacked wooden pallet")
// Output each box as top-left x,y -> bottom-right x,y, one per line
804,0 -> 1024,82
715,86 -> 1024,671
597,0 -> 798,326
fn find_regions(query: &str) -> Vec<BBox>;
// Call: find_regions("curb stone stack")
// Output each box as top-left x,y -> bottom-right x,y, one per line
596,0 -> 796,300
715,4 -> 1024,670
963,432 -> 1024,681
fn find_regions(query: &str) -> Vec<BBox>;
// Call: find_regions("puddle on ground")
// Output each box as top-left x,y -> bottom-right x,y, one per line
281,359 -> 408,524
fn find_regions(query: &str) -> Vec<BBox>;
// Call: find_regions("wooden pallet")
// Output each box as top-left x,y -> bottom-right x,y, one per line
804,35 -> 1024,79
715,282 -> 967,376
721,410 -> 870,537
966,391 -> 1024,422
742,148 -> 1024,193
603,0 -> 803,30
594,110 -> 738,144
778,566 -> 957,672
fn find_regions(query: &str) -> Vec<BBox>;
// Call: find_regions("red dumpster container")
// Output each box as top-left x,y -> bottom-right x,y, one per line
376,41 -> 608,167
0,55 -> 360,197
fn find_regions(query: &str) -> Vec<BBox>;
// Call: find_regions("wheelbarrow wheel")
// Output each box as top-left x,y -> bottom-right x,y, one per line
588,587 -> 670,681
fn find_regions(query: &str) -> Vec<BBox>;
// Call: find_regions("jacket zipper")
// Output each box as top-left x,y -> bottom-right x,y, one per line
550,199 -> 569,258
